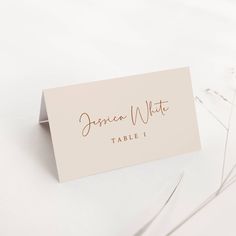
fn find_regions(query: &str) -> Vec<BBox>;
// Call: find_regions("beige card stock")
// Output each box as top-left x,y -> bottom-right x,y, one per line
39,67 -> 201,182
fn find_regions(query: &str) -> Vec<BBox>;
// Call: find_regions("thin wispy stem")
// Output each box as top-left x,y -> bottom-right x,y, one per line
221,91 -> 236,183
134,173 -> 184,236
222,174 -> 236,191
205,88 -> 233,105
218,162 -> 236,195
195,96 -> 227,130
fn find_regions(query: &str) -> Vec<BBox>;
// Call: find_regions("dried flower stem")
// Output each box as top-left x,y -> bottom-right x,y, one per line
221,91 -> 236,183
166,167 -> 236,236
134,173 -> 184,236
205,88 -> 233,105
195,96 -> 227,130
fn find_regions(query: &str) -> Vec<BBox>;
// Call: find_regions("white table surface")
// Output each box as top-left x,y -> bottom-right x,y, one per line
1,0 -> 236,235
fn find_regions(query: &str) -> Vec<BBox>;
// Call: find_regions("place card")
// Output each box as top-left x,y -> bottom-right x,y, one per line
39,67 -> 201,182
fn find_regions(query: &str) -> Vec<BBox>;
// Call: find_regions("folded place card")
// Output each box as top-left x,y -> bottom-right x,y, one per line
39,67 -> 201,182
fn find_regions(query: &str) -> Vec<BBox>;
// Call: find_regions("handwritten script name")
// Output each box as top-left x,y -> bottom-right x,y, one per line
79,100 -> 169,137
